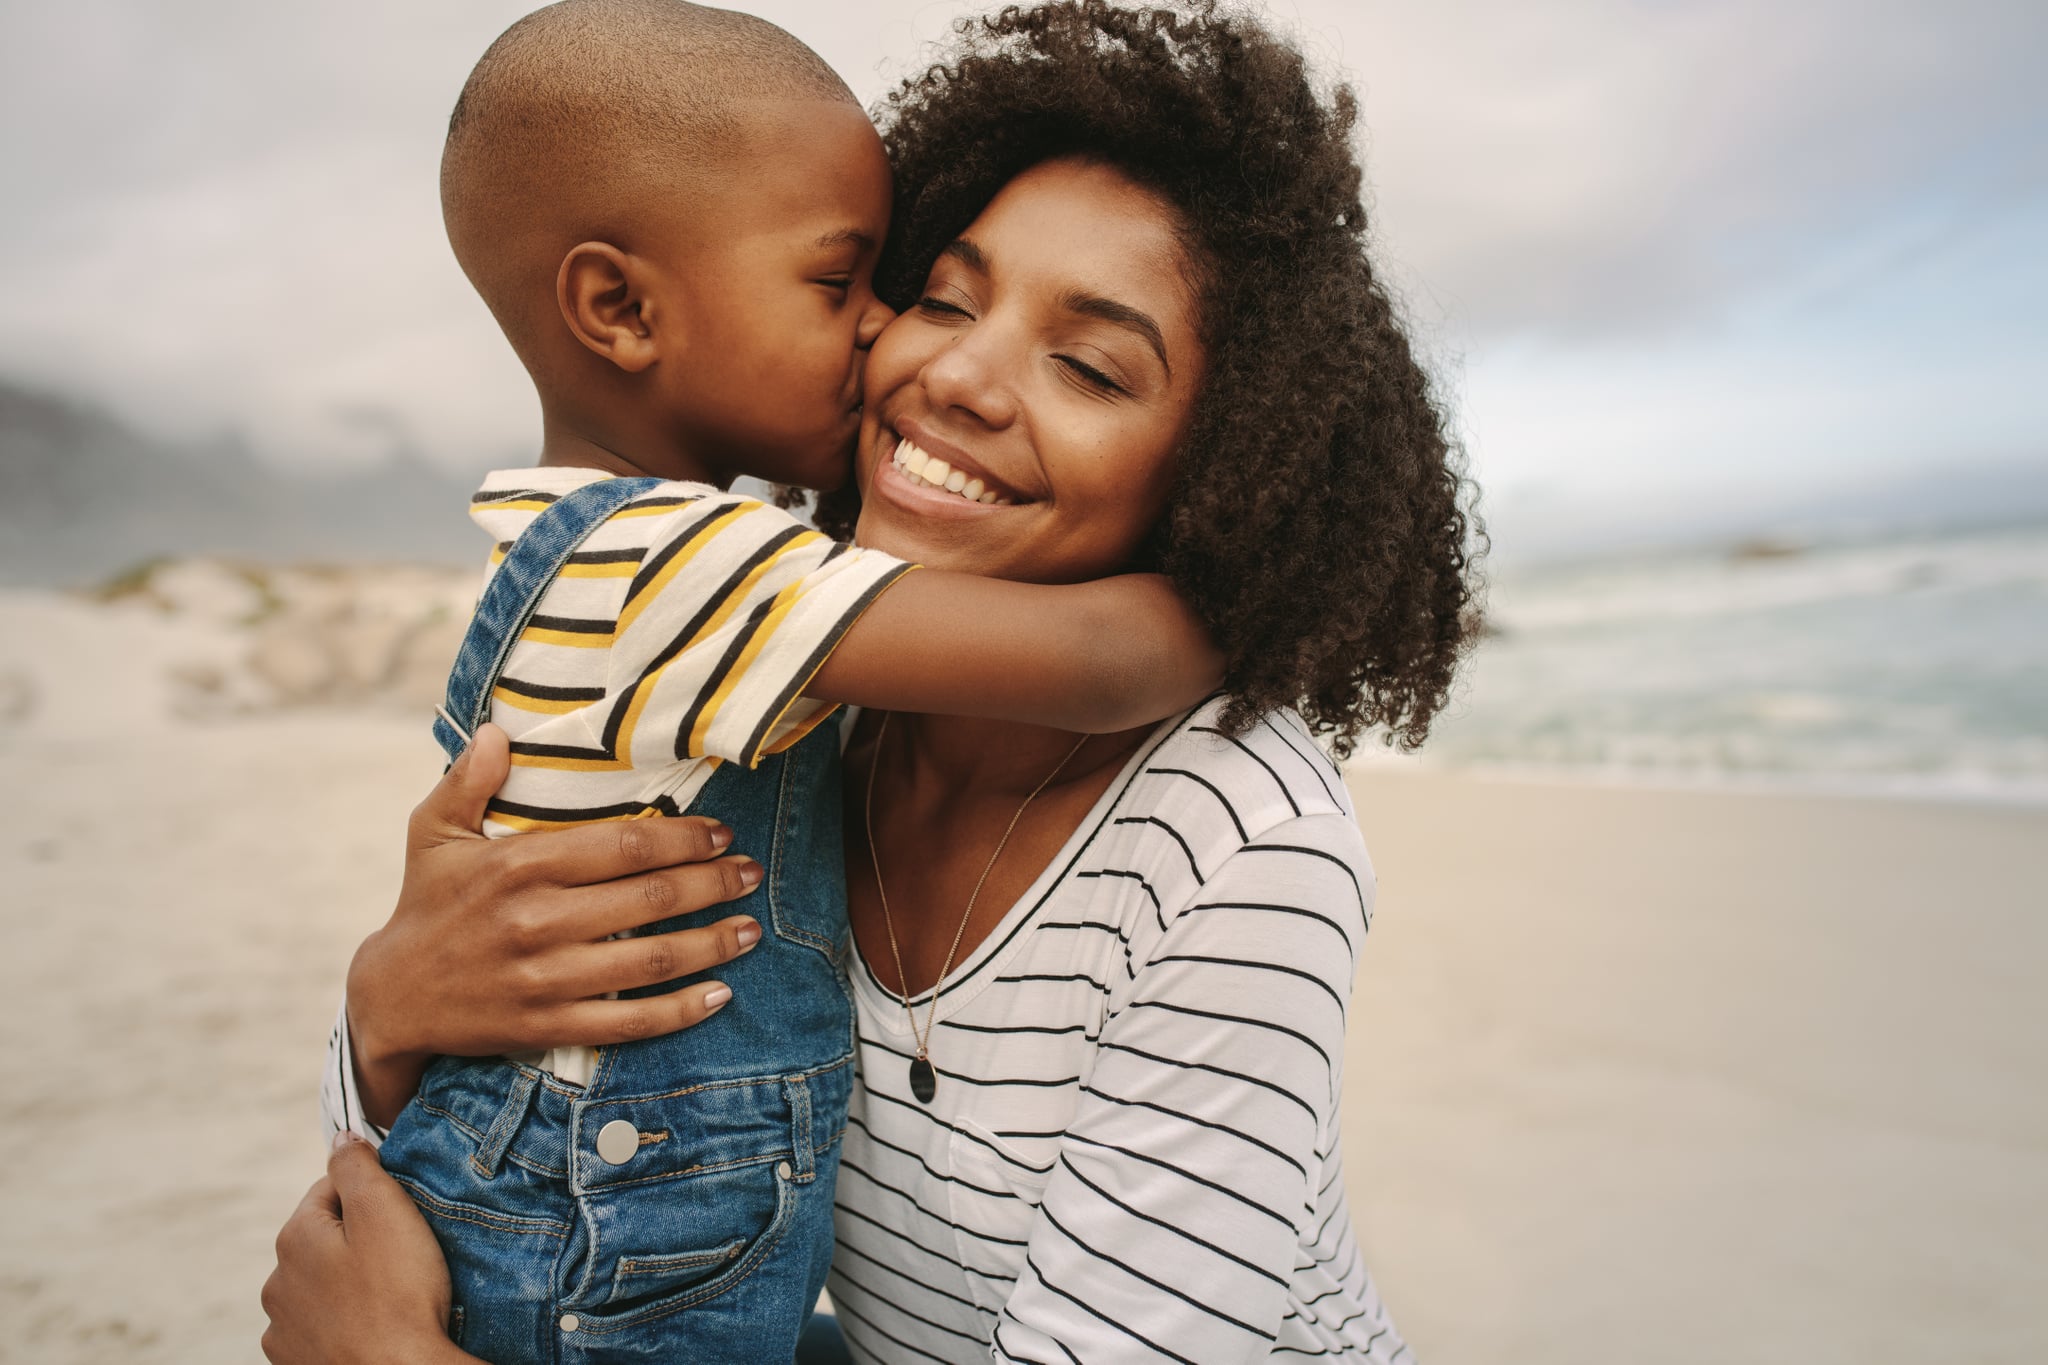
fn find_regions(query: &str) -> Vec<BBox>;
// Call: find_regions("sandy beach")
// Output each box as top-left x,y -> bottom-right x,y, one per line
1,581 -> 2043,1363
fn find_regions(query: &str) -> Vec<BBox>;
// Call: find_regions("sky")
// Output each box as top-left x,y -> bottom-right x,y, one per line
2,0 -> 2044,549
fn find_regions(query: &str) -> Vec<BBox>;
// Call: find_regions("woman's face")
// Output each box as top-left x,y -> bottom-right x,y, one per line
851,157 -> 1207,582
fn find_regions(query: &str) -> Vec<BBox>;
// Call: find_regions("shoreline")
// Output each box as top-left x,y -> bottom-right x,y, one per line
1344,750 -> 2048,809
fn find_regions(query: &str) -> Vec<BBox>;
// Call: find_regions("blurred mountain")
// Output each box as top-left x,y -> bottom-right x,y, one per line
0,379 -> 486,585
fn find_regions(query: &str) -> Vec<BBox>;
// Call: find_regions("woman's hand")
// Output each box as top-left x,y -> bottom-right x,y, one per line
347,724 -> 767,1126
261,1134 -> 476,1365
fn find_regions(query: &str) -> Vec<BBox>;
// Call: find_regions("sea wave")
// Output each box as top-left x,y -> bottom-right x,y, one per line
1411,523 -> 2048,802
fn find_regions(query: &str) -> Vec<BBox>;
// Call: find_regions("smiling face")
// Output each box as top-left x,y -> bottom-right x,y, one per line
852,158 -> 1208,581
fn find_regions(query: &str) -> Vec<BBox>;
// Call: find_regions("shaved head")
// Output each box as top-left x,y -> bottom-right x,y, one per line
442,0 -> 860,357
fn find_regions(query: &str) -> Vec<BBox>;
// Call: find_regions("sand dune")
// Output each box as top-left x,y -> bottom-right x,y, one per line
1,581 -> 2041,1363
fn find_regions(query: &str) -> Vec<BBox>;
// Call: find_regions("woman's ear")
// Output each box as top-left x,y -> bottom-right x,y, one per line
556,242 -> 665,373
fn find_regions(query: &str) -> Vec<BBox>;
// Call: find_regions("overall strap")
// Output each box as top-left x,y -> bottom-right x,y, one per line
433,477 -> 664,763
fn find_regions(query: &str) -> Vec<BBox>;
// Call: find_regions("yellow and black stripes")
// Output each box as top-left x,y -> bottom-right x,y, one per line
482,790 -> 689,833
457,467 -> 910,841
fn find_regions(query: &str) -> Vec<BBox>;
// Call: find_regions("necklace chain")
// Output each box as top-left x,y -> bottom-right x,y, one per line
861,712 -> 1090,1074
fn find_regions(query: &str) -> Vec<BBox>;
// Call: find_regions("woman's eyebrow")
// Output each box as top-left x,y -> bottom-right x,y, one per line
1058,289 -> 1170,375
938,238 -> 989,272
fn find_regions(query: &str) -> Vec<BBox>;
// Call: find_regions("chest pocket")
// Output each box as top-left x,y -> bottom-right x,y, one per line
947,1119 -> 1056,1320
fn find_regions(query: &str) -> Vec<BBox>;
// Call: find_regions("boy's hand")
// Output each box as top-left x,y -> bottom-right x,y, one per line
261,1135 -> 474,1365
347,724 -> 768,1127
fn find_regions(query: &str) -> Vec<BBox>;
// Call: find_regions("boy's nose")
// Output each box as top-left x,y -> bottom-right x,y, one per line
856,295 -> 896,349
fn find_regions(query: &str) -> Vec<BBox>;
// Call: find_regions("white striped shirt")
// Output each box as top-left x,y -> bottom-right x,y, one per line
828,699 -> 1404,1363
323,696 -> 1407,1363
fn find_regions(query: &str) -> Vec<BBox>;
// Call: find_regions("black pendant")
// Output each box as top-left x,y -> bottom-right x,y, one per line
909,1055 -> 937,1104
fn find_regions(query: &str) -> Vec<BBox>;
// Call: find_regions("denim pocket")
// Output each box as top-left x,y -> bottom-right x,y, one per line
583,1158 -> 801,1330
381,1093 -> 573,1241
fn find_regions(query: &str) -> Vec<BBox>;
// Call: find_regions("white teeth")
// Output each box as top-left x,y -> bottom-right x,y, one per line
890,436 -> 1012,506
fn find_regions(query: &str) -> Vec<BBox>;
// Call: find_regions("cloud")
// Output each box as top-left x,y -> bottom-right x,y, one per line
0,0 -> 2041,496
1326,0 -> 2048,337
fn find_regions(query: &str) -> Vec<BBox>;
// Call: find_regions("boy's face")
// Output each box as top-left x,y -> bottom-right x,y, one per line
646,100 -> 894,491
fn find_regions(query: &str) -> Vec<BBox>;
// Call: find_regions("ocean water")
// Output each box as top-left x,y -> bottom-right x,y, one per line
1399,522 -> 2048,803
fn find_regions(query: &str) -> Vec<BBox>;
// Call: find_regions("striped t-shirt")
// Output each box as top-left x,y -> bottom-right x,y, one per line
456,465 -> 908,1082
463,466 -> 911,836
321,694 -> 1409,1361
825,698 -> 1407,1363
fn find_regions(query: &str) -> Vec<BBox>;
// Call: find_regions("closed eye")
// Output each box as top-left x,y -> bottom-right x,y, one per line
1057,354 -> 1126,395
917,295 -> 972,319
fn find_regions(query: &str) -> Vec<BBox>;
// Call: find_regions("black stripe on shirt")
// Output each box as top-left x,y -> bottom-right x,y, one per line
1192,724 -> 1302,817
525,613 -> 613,635
1111,815 -> 1206,884
1144,765 -> 1250,842
491,676 -> 607,703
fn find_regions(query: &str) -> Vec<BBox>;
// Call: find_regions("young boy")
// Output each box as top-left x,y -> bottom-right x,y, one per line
335,3 -> 1217,1361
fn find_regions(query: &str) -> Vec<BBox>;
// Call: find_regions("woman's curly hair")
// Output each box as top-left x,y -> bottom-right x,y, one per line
809,0 -> 1484,754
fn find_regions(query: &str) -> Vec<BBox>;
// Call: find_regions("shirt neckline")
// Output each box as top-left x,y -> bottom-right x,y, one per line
848,701 -> 1205,1031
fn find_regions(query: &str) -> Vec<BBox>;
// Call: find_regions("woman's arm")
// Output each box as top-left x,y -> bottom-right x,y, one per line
335,723 -> 770,1129
992,813 -> 1373,1364
263,1136 -> 480,1364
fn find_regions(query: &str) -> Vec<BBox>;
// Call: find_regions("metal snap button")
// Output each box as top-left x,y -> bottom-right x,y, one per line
559,1313 -> 581,1333
777,1160 -> 793,1180
595,1119 -> 641,1165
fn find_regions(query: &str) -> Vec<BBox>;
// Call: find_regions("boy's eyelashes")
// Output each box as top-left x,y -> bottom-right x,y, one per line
916,295 -> 971,318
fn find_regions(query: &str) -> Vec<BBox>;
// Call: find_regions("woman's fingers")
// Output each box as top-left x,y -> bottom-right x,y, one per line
513,814 -> 737,890
545,855 -> 764,942
549,915 -> 763,998
544,980 -> 739,1048
262,1135 -> 459,1364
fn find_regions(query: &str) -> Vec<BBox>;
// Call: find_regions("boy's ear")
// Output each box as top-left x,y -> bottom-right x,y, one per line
556,242 -> 666,373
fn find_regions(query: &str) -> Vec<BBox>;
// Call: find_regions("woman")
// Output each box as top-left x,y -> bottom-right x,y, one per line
266,4 -> 1478,1361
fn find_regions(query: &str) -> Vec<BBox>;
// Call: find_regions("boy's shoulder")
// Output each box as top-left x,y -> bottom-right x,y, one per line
467,466 -> 811,551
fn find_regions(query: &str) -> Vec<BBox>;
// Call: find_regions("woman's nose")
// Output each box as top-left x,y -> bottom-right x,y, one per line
920,330 -> 1018,430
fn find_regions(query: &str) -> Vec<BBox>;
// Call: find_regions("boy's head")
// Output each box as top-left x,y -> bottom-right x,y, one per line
443,0 -> 893,490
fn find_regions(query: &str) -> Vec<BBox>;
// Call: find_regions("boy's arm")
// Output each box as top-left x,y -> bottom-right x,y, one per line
804,570 -> 1224,733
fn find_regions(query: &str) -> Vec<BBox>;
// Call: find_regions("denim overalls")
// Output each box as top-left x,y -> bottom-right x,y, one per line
378,479 -> 855,1365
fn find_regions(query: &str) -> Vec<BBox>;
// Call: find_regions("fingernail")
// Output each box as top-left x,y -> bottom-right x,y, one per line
704,984 -> 732,1010
736,921 -> 762,949
739,861 -> 763,888
709,824 -> 732,850
331,1130 -> 357,1152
